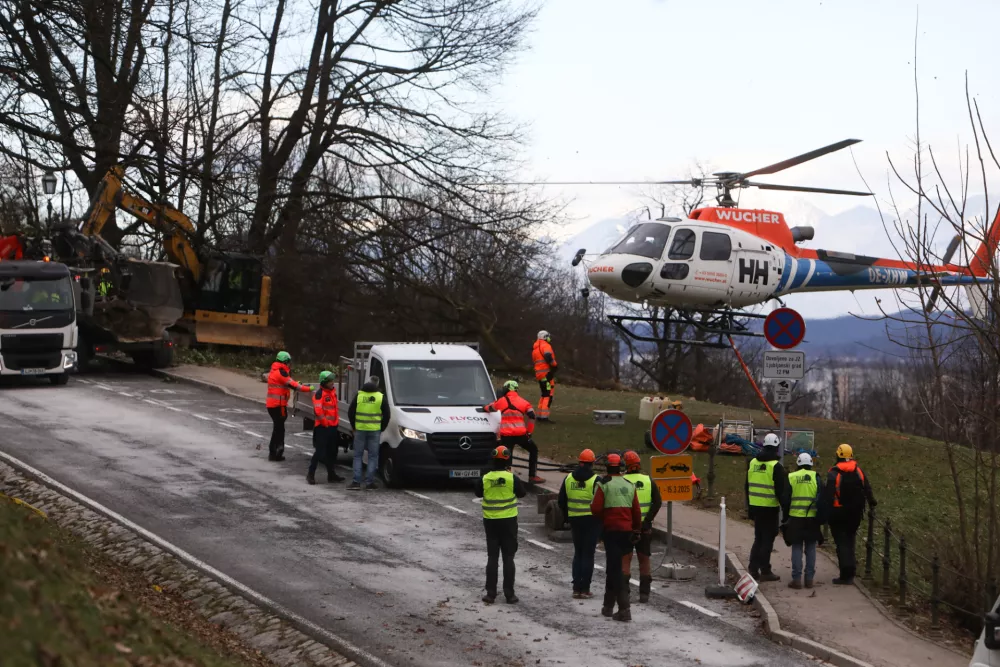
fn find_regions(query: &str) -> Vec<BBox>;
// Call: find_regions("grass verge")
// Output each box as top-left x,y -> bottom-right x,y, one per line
0,493 -> 272,667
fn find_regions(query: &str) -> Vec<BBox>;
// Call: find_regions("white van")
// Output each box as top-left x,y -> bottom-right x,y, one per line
970,596 -> 1000,667
336,342 -> 500,487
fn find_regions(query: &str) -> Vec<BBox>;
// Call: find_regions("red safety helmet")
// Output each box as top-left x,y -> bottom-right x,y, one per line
606,453 -> 621,467
624,450 -> 641,471
579,448 -> 596,463
492,445 -> 511,461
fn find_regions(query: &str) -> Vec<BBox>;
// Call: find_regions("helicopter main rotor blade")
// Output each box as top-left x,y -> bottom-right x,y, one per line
489,180 -> 702,186
740,139 -> 863,179
747,181 -> 872,197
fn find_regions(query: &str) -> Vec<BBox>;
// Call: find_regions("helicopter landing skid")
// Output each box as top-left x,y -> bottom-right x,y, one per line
608,309 -> 766,349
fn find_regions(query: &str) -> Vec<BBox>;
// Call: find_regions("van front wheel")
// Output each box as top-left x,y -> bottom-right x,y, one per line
379,446 -> 405,489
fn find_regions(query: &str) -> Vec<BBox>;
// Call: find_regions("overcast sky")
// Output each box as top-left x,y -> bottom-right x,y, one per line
493,0 -> 1000,318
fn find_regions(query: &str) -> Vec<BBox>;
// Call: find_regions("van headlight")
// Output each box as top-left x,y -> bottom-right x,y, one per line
63,351 -> 78,369
399,426 -> 428,441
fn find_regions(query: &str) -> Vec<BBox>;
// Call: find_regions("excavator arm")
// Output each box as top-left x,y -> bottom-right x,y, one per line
82,167 -> 202,283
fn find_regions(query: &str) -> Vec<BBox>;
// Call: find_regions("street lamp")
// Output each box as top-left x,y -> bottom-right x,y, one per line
42,170 -> 56,231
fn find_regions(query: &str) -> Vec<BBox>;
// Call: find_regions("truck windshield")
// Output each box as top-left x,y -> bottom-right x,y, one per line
388,360 -> 495,407
0,276 -> 74,312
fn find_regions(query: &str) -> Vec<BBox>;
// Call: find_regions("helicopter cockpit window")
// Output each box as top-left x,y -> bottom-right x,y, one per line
700,232 -> 732,261
607,223 -> 671,260
668,229 -> 696,260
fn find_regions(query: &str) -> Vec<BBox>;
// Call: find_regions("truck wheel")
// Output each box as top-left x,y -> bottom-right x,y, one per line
379,446 -> 405,489
49,374 -> 69,386
149,340 -> 174,369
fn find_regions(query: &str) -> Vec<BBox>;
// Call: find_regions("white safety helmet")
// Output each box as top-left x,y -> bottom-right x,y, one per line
537,330 -> 550,341
762,433 -> 780,448
796,452 -> 813,467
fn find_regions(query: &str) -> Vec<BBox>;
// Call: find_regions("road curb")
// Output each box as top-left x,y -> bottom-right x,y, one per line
649,527 -> 875,667
0,450 -> 393,667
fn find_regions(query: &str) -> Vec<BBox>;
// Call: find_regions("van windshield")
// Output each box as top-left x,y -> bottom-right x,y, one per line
0,276 -> 74,312
388,359 -> 495,407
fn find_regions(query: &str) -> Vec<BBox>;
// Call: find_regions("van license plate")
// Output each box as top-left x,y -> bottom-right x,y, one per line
449,469 -> 481,479
20,368 -> 45,375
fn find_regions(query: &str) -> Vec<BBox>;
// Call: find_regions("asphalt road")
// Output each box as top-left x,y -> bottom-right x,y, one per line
0,371 -> 816,667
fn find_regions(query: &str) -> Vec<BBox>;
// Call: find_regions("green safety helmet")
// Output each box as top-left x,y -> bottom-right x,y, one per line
503,380 -> 519,392
276,350 -> 291,363
319,370 -> 335,384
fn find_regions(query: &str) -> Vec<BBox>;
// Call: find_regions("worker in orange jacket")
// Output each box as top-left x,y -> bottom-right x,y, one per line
307,370 -> 345,484
532,330 -> 557,422
265,351 -> 312,461
484,380 -> 544,484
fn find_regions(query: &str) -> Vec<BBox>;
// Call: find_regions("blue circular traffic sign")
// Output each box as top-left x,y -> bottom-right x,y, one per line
650,409 -> 692,455
764,307 -> 806,350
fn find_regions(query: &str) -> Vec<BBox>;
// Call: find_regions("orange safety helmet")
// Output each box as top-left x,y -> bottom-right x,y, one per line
624,450 -> 641,471
579,448 -> 596,463
606,453 -> 621,467
492,445 -> 511,461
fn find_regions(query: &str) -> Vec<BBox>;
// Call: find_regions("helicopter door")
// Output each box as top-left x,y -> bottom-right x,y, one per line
656,228 -> 697,295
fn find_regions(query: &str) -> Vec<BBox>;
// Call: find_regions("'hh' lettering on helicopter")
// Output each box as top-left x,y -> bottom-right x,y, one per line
738,258 -> 769,285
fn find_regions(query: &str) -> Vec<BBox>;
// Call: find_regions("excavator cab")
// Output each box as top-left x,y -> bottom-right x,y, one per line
197,254 -> 264,315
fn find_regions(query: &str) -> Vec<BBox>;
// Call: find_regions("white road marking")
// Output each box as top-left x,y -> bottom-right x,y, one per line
403,490 -> 431,501
243,431 -> 265,438
629,578 -> 640,586
118,392 -> 137,398
443,505 -> 468,515
679,600 -> 721,618
96,385 -> 115,392
518,528 -> 528,533
0,450 -> 392,667
216,421 -> 240,429
163,406 -> 182,412
526,539 -> 555,551
143,399 -> 168,407
594,564 -> 604,570
193,414 -> 211,421
76,378 -> 91,384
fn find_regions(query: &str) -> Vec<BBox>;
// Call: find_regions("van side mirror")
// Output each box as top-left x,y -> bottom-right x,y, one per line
985,611 -> 1000,650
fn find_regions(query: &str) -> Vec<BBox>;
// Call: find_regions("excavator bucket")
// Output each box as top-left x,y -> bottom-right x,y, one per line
191,318 -> 284,349
91,260 -> 184,343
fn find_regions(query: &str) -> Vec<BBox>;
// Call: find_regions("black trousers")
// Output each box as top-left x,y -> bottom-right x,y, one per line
308,426 -> 338,478
268,406 -> 287,458
829,514 -> 862,579
569,515 -> 601,593
484,517 -> 518,597
602,530 -> 632,612
501,434 -> 538,479
749,507 -> 780,576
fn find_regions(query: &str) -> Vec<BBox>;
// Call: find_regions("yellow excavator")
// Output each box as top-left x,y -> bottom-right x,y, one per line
82,166 -> 283,348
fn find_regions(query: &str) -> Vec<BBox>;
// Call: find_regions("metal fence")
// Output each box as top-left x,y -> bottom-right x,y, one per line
860,509 -> 998,629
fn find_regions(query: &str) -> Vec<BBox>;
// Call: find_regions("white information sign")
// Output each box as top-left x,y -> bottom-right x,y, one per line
763,351 -> 805,380
774,380 -> 792,404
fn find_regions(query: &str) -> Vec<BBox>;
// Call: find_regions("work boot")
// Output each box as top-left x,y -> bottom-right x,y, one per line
580,591 -> 593,599
347,482 -> 361,491
505,594 -> 519,604
832,577 -> 854,585
364,482 -> 378,490
529,475 -> 546,484
572,591 -> 583,599
617,575 -> 631,611
805,578 -> 815,589
759,571 -> 780,582
639,575 -> 653,603
612,609 -> 632,622
328,473 -> 345,482
788,579 -> 802,590
306,472 -> 316,485
482,594 -> 496,604
601,606 -> 614,617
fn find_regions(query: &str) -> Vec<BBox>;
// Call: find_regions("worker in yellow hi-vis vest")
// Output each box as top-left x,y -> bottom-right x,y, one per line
474,446 -> 527,604
745,433 -> 789,582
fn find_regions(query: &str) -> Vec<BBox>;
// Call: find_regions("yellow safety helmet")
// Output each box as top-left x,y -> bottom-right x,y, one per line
835,444 -> 854,460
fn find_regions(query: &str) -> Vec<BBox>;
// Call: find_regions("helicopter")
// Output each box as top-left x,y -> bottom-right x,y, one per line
556,139 -> 999,347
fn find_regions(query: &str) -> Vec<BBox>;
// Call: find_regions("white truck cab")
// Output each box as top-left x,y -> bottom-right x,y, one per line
0,260 -> 78,384
337,342 -> 500,487
970,596 -> 1000,667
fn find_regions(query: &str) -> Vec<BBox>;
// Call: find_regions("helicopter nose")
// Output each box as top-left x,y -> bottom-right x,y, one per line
621,262 -> 653,287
